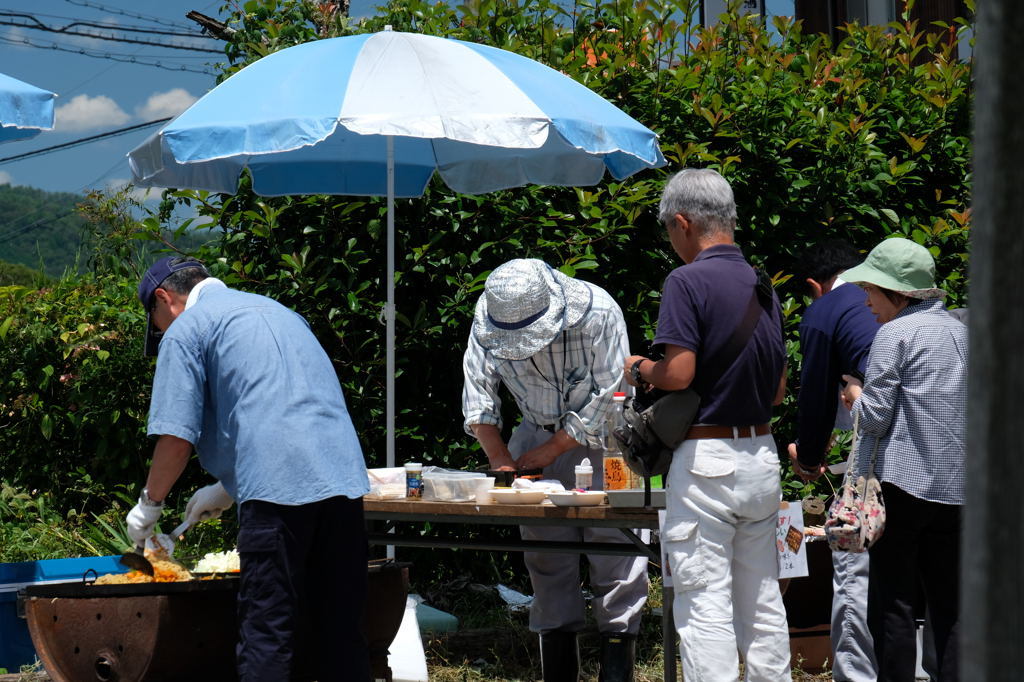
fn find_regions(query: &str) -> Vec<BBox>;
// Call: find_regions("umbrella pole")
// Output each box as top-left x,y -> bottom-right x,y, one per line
386,135 -> 396,560
386,135 -> 396,471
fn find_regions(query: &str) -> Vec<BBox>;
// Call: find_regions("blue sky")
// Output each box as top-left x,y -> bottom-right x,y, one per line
0,0 -> 800,197
1,1 -> 221,195
0,0 -> 372,196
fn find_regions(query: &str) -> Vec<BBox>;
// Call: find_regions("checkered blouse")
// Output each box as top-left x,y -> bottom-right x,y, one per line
852,299 -> 967,504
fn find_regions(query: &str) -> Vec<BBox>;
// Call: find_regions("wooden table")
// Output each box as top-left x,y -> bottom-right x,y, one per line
363,498 -> 677,681
363,498 -> 660,559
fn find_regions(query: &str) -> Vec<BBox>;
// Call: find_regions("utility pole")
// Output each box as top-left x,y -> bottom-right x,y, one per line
965,0 -> 1024,679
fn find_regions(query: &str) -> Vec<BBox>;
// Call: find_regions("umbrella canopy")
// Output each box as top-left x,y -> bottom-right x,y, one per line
0,72 -> 56,144
128,30 -> 665,195
127,29 -> 667,468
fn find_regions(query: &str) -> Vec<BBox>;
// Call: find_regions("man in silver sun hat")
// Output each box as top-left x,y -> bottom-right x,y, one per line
470,258 -> 593,361
463,258 -> 649,682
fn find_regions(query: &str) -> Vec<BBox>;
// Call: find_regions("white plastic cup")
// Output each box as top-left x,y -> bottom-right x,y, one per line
474,476 -> 496,504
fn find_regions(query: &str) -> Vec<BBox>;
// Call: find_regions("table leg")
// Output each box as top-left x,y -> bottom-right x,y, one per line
663,584 -> 676,682
617,528 -> 660,562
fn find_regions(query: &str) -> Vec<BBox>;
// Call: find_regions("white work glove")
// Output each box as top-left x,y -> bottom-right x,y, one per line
184,482 -> 235,525
126,497 -> 163,547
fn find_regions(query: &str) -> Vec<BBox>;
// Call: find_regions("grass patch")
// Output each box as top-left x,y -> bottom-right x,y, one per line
420,576 -> 834,680
421,576 -> 675,681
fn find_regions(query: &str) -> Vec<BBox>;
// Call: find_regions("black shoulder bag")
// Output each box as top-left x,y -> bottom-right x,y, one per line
614,270 -> 774,484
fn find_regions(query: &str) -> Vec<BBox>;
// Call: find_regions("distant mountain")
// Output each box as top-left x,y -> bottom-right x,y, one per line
0,184 -> 89,277
0,258 -> 47,286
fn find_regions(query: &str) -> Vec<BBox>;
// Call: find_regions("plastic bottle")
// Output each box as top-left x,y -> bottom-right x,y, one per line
603,392 -> 634,490
404,462 -> 423,498
574,458 -> 594,491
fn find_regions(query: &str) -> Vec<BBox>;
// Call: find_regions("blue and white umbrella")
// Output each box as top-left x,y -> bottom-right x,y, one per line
0,72 -> 56,144
128,28 -> 666,466
128,29 -> 664,195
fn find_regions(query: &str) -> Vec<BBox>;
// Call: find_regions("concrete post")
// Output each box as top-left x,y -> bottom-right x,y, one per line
965,1 -> 1024,678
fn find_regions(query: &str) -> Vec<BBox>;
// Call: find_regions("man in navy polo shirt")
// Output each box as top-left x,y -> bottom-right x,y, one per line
786,239 -> 880,682
624,168 -> 790,681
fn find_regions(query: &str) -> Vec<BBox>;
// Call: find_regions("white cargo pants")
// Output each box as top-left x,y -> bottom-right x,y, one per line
664,433 -> 791,682
510,422 -> 649,634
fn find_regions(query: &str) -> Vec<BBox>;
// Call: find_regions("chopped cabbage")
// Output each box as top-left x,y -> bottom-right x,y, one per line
193,549 -> 240,573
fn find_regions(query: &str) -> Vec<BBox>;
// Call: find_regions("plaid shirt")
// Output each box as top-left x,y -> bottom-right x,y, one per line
852,299 -> 967,504
462,282 -> 629,447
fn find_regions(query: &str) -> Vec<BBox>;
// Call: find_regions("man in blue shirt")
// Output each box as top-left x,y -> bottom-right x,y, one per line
624,168 -> 790,682
787,239 -> 880,682
125,256 -> 370,682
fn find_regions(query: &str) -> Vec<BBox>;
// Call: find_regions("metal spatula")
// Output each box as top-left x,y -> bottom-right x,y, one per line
148,519 -> 192,558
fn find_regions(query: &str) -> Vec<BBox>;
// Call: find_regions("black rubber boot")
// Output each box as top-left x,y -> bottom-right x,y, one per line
598,632 -> 636,682
539,629 -> 579,682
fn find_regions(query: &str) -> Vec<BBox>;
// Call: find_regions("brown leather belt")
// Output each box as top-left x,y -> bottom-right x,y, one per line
685,423 -> 772,440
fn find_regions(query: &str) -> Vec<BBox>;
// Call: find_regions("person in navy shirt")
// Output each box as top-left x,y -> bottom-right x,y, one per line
125,256 -> 370,682
624,168 -> 790,682
788,240 -> 880,475
787,239 -> 880,682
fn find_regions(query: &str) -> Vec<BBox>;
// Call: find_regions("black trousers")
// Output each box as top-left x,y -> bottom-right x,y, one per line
236,496 -> 369,682
868,483 -> 961,682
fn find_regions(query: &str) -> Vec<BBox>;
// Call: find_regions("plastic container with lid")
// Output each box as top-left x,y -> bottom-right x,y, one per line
422,470 -> 486,502
574,458 -> 594,491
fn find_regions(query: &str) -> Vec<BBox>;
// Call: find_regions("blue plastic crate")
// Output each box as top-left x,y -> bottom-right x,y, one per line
0,556 -> 126,672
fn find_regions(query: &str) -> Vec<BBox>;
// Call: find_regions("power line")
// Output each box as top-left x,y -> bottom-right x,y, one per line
61,0 -> 196,31
0,123 -> 171,243
3,11 -> 220,39
0,4 -> 220,246
0,33 -> 214,59
0,118 -> 171,167
0,209 -> 78,246
0,15 -> 223,53
0,146 -> 147,245
0,35 -> 217,74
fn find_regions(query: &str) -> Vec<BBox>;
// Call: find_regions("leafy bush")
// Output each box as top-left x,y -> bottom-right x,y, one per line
0,478 -> 235,562
186,0 -> 971,492
0,259 -> 48,287
0,274 -> 212,501
0,0 -> 971,572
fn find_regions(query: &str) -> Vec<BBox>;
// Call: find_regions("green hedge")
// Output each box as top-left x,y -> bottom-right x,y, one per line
0,0 -> 971,567
190,0 -> 971,486
0,275 -> 214,501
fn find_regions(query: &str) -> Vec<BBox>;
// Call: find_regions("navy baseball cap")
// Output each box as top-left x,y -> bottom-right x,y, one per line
138,256 -> 207,357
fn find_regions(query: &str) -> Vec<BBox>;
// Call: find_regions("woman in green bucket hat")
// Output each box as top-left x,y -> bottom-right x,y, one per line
838,237 -> 966,681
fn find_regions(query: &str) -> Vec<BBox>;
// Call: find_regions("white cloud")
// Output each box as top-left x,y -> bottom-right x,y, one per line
55,94 -> 130,133
135,89 -> 198,121
0,170 -> 12,185
3,26 -> 33,51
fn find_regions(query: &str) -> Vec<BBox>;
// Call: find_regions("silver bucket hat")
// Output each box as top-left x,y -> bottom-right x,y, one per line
472,259 -> 593,360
